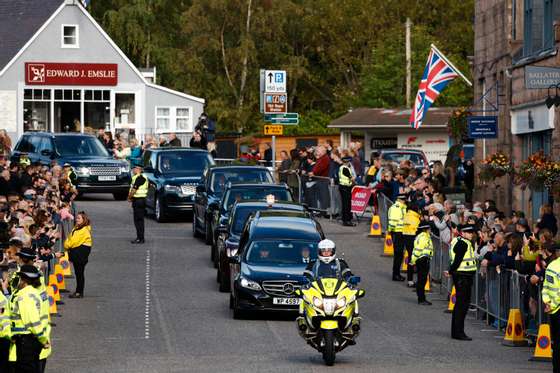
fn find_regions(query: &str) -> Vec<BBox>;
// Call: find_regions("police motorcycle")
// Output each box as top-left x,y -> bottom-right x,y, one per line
295,239 -> 365,366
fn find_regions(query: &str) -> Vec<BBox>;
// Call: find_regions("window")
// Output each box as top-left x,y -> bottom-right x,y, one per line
62,25 -> 79,48
519,0 -> 558,60
155,106 -> 192,133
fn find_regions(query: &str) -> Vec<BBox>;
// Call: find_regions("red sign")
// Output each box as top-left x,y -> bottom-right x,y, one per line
350,186 -> 372,214
264,93 -> 287,114
25,62 -> 118,86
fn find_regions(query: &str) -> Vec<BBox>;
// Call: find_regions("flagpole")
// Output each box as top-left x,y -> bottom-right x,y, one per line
430,44 -> 472,87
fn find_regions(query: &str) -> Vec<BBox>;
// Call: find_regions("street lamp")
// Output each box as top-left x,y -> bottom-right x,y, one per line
545,84 -> 560,108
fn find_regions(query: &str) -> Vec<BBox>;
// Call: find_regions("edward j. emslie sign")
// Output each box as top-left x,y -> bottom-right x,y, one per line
525,66 -> 560,89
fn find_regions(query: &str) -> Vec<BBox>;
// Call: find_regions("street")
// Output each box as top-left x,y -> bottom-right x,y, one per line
42,195 -> 547,373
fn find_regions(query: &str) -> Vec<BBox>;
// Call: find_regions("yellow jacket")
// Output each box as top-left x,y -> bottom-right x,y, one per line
403,210 -> 420,236
64,225 -> 92,250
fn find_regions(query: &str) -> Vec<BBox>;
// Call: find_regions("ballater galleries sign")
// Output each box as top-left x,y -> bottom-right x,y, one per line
25,63 -> 118,86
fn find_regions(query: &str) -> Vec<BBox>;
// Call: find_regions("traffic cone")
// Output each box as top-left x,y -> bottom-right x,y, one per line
424,274 -> 431,292
54,265 -> 68,293
46,285 -> 59,316
401,250 -> 408,273
48,275 -> 62,304
445,286 -> 457,313
368,215 -> 382,237
59,253 -> 72,277
502,308 -> 527,346
381,233 -> 394,257
529,324 -> 553,361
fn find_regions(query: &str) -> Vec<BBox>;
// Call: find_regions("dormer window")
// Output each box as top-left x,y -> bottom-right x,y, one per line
61,25 -> 79,48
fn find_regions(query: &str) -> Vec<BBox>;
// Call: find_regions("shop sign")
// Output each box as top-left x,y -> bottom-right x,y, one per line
467,116 -> 498,138
397,133 -> 449,163
370,137 -> 397,150
25,62 -> 118,86
525,66 -> 560,89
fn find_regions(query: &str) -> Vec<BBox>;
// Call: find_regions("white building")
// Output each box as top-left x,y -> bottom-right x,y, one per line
0,0 -> 204,143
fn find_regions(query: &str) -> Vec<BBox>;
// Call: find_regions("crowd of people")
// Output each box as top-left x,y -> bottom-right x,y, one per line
0,153 -> 91,372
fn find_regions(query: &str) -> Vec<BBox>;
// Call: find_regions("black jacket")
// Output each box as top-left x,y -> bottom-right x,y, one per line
304,258 -> 353,281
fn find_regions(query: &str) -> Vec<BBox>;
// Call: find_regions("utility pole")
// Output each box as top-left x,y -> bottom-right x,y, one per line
405,18 -> 412,108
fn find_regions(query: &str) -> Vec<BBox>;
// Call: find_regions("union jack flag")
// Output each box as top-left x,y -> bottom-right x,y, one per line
410,47 -> 459,129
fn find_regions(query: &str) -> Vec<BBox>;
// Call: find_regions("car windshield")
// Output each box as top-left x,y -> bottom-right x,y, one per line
225,188 -> 292,211
54,136 -> 110,157
211,169 -> 272,194
245,240 -> 318,265
158,152 -> 213,174
383,153 -> 425,166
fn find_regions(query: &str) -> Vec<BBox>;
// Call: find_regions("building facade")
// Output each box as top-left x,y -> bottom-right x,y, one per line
474,0 -> 560,220
0,0 -> 204,144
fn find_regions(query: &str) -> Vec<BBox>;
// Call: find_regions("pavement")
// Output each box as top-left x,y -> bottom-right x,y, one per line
46,195 -> 550,373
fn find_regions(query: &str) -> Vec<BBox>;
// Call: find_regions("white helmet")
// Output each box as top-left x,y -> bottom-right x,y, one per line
318,239 -> 336,264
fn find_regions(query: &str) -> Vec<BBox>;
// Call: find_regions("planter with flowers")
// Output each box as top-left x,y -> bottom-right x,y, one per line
478,152 -> 514,183
514,151 -> 560,195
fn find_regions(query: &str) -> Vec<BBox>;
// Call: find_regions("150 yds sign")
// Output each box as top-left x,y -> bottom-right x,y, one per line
25,62 -> 118,86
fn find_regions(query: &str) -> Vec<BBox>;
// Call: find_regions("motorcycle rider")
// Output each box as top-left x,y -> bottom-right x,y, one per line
303,239 -> 353,281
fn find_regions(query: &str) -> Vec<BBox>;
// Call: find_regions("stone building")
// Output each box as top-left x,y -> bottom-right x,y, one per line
474,0 -> 560,220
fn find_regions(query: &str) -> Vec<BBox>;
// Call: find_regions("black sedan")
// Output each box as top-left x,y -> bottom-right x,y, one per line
229,210 -> 324,319
210,183 -> 293,265
192,165 -> 273,244
142,148 -> 214,222
216,200 -> 306,292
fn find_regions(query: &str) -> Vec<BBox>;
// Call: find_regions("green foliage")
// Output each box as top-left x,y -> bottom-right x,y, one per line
91,0 -> 474,135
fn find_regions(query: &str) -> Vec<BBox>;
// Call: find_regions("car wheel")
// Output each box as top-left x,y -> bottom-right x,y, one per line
192,213 -> 202,238
232,294 -> 245,319
204,219 -> 212,245
155,196 -> 166,223
218,264 -> 230,293
229,294 -> 234,309
211,241 -> 218,267
113,192 -> 128,201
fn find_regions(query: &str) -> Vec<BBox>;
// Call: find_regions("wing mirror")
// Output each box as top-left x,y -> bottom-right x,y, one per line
356,289 -> 366,299
348,276 -> 361,286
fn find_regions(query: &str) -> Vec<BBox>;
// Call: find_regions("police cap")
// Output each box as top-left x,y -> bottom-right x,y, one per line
460,224 -> 476,233
418,221 -> 431,230
396,193 -> 407,200
16,247 -> 36,260
17,264 -> 40,279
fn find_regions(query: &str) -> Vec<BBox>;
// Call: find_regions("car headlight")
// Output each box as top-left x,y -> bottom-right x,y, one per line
336,297 -> 346,309
164,185 -> 180,193
120,164 -> 130,174
312,296 -> 323,308
76,167 -> 90,177
240,277 -> 262,291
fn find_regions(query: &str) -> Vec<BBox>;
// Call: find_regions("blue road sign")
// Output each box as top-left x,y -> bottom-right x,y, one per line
468,116 -> 498,139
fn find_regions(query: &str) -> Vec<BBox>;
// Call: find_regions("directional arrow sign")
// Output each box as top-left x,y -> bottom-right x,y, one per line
264,70 -> 286,93
264,125 -> 283,135
264,113 -> 299,125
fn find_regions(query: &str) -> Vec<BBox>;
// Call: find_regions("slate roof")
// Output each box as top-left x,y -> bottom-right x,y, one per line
328,107 -> 455,129
0,0 -> 64,71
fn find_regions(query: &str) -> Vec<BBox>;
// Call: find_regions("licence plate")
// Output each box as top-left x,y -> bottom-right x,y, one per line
98,176 -> 116,181
273,297 -> 301,305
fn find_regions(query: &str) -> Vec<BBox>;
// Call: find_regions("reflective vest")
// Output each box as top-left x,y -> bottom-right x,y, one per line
410,231 -> 433,265
402,210 -> 420,236
543,257 -> 560,315
130,173 -> 148,198
0,293 -> 10,339
338,165 -> 352,186
449,237 -> 477,272
9,285 -> 47,344
388,200 -> 406,233
38,281 -> 51,360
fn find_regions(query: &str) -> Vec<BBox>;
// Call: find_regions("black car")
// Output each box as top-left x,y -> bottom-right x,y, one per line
229,210 -> 324,318
142,147 -> 215,221
216,200 -> 306,292
193,165 -> 273,244
210,183 -> 294,265
11,132 -> 131,199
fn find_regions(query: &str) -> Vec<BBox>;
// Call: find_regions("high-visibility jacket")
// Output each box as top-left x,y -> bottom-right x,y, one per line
410,231 -> 433,265
38,282 -> 51,360
522,245 -> 538,262
130,173 -> 149,198
543,257 -> 560,315
388,200 -> 406,233
338,165 -> 352,186
64,225 -> 92,250
0,292 -> 10,339
66,168 -> 77,187
402,210 -> 420,236
449,237 -> 477,272
9,285 -> 48,344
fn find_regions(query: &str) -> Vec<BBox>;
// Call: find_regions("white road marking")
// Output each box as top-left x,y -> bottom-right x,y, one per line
145,248 -> 151,339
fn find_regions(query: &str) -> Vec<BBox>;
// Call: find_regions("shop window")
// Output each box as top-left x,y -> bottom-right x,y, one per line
115,93 -> 135,127
156,107 -> 170,131
85,102 -> 110,132
23,102 -> 50,132
176,107 -> 191,131
62,25 -> 79,48
517,0 -> 558,61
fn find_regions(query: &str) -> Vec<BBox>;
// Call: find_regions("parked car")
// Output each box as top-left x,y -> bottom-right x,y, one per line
11,132 -> 131,200
216,200 -> 306,292
210,183 -> 294,265
379,149 -> 429,171
142,147 -> 215,222
229,209 -> 324,318
193,165 -> 273,244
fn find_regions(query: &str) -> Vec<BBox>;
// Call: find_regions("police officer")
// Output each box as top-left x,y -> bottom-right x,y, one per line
128,164 -> 148,244
303,239 -> 353,281
410,221 -> 433,305
446,224 -> 476,340
10,265 -> 49,373
542,243 -> 560,372
9,247 -> 39,295
403,202 -> 421,287
0,291 -> 10,372
63,163 -> 77,187
388,193 -> 407,281
338,156 -> 355,226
